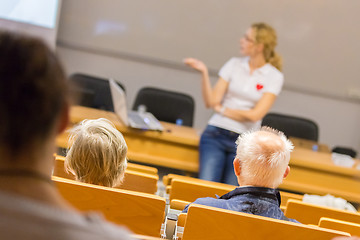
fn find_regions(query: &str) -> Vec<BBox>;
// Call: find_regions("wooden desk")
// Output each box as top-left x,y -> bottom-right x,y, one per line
289,137 -> 330,153
57,106 -> 360,203
281,147 -> 360,203
56,106 -> 200,172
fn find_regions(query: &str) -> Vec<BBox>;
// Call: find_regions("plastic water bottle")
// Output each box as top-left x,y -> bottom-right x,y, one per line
176,118 -> 183,126
137,104 -> 146,113
312,144 -> 318,151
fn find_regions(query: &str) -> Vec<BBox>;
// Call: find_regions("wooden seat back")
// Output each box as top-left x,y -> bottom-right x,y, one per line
132,234 -> 163,240
181,204 -> 350,240
170,199 -> 190,211
54,156 -> 158,194
169,178 -> 235,203
53,156 -> 76,179
53,176 -> 165,237
168,176 -> 303,208
280,191 -> 303,204
285,199 -> 360,225
319,217 -> 360,236
163,173 -> 233,188
118,169 -> 158,194
127,162 -> 158,175
55,155 -> 158,175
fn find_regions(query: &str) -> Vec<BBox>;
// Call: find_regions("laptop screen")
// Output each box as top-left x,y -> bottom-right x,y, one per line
109,79 -> 129,126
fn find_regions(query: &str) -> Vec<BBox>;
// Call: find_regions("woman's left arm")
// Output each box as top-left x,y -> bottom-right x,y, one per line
214,92 -> 277,122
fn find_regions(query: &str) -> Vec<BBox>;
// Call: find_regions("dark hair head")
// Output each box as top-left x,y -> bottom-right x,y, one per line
0,31 -> 69,156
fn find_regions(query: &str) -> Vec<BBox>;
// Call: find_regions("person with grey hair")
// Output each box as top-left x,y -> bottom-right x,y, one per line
183,126 -> 299,223
65,118 -> 128,188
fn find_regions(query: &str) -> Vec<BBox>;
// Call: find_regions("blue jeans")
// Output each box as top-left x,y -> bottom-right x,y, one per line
199,125 -> 239,185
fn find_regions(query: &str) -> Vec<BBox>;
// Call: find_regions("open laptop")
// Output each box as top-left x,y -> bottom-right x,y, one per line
109,79 -> 164,131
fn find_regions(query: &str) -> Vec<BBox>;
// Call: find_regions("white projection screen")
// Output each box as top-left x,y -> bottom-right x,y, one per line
0,0 -> 62,49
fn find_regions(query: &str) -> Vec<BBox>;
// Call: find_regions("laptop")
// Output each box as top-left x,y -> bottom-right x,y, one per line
109,79 -> 164,131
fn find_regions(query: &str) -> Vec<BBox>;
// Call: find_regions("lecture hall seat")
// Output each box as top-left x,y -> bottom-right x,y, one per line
53,156 -> 159,194
180,204 -> 349,240
285,199 -> 360,225
53,176 -> 166,237
132,87 -> 195,127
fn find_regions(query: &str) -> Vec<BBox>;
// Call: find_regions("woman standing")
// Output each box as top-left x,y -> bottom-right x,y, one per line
185,22 -> 284,185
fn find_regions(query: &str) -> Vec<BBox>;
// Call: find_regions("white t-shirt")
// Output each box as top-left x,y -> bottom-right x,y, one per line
208,57 -> 284,134
0,190 -> 134,240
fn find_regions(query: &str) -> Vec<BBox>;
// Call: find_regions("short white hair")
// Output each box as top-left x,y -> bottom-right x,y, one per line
235,126 -> 294,188
65,118 -> 127,187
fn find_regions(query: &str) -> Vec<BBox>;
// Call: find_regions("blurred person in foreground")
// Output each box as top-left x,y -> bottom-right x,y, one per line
0,31 -> 134,240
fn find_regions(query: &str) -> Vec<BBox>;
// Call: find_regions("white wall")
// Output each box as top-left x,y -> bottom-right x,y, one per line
57,46 -> 360,154
57,0 -> 360,100
56,0 -> 360,154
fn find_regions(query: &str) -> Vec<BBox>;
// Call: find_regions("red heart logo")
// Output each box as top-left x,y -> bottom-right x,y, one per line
256,84 -> 263,90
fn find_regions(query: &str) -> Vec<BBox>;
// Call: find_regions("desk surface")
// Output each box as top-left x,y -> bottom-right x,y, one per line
57,106 -> 360,203
289,137 -> 330,153
57,106 -> 200,172
282,147 -> 360,203
68,106 -> 200,146
291,148 -> 360,176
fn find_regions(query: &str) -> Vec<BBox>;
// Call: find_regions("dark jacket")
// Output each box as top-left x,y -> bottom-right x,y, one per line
182,186 -> 300,223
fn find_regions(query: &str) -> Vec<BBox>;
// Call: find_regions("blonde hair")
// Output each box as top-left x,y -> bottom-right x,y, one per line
235,126 -> 293,188
252,22 -> 282,71
65,118 -> 128,187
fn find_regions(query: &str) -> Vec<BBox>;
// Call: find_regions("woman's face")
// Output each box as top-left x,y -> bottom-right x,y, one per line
239,28 -> 258,56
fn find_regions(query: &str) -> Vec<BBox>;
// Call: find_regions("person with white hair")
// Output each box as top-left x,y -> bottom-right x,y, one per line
183,126 -> 299,223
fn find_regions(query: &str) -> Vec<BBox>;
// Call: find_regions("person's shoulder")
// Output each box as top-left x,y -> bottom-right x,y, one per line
228,56 -> 247,65
182,197 -> 220,213
221,57 -> 248,71
264,64 -> 284,81
267,64 -> 283,76
193,197 -> 220,204
191,197 -> 227,210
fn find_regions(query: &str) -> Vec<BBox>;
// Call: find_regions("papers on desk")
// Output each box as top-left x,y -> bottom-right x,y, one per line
303,194 -> 357,212
331,152 -> 355,168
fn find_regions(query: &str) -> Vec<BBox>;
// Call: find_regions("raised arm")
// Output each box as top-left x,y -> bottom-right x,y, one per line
184,58 -> 228,108
214,92 -> 277,122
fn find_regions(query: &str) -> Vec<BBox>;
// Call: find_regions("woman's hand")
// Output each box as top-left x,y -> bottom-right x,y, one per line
214,104 -> 226,114
213,104 -> 222,113
223,93 -> 277,122
184,58 -> 208,74
184,58 -> 228,109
